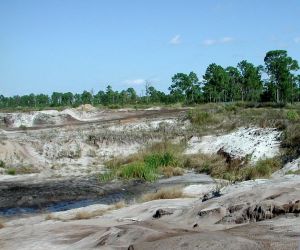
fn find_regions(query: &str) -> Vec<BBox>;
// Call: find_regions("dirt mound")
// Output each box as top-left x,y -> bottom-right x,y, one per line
76,104 -> 96,112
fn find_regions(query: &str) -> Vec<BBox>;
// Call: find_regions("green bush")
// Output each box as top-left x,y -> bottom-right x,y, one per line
6,168 -> 16,175
19,125 -> 27,130
0,160 -> 5,168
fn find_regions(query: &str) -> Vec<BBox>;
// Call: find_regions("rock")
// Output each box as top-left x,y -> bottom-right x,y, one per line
153,209 -> 173,219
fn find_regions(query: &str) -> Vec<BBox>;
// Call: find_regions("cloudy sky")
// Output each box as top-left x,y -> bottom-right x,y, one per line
0,0 -> 299,96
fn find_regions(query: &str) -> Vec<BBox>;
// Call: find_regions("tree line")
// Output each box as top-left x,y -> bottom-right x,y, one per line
1,50 -> 299,109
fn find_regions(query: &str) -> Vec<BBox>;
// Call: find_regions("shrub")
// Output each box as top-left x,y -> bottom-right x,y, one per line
0,160 -> 5,168
19,125 -> 27,130
6,168 -> 16,175
286,110 -> 299,121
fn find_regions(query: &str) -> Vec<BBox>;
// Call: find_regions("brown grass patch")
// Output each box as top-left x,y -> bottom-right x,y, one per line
113,200 -> 126,209
45,201 -> 126,221
142,186 -> 184,202
160,166 -> 184,177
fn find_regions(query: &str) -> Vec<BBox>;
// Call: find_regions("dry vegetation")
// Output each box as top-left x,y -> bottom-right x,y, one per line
45,201 -> 126,221
141,186 -> 185,202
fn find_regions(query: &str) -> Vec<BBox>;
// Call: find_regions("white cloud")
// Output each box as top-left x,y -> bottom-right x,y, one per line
294,37 -> 300,44
170,34 -> 181,45
220,36 -> 234,43
203,39 -> 217,46
203,37 -> 234,46
123,79 -> 146,85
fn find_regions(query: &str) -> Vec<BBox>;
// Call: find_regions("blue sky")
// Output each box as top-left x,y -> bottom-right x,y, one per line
0,0 -> 300,96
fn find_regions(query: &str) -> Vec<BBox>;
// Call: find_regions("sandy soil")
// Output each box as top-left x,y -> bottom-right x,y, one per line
185,127 -> 281,163
1,108 -> 300,249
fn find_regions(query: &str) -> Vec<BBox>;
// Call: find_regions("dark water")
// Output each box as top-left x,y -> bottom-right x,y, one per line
0,189 -> 133,217
0,173 -> 213,217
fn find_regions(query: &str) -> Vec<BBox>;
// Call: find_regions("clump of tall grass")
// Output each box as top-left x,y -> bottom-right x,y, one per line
240,158 -> 281,180
286,110 -> 299,121
187,110 -> 216,126
286,169 -> 300,175
184,153 -> 281,182
98,141 -> 185,182
281,123 -> 300,160
118,162 -> 158,181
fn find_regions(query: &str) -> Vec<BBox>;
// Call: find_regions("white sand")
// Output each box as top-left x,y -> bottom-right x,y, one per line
185,127 -> 281,162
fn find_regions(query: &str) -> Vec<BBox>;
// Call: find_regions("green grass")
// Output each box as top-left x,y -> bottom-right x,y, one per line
240,158 -> 281,180
6,168 -> 16,175
0,160 -> 5,168
187,110 -> 216,126
286,169 -> 300,175
286,110 -> 299,121
98,141 -> 184,182
118,162 -> 158,181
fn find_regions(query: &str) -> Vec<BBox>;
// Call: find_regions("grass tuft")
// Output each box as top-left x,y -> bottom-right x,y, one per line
6,168 -> 16,175
160,166 -> 184,178
187,110 -> 216,126
142,186 -> 184,202
286,169 -> 300,175
119,162 -> 158,181
99,141 -> 185,182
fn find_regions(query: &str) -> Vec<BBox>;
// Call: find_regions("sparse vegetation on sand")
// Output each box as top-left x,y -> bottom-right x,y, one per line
286,169 -> 300,175
4,165 -> 39,175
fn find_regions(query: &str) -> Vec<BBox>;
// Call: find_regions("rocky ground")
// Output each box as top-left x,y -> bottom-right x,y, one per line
0,175 -> 299,249
0,106 -> 299,249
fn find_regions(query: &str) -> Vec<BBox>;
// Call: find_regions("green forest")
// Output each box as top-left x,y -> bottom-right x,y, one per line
1,50 -> 299,109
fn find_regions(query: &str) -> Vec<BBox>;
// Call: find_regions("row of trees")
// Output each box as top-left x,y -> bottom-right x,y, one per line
0,85 -> 171,108
1,50 -> 299,109
169,50 -> 300,103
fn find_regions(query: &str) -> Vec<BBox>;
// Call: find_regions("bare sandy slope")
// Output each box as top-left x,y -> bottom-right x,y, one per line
0,175 -> 299,250
0,108 -> 188,180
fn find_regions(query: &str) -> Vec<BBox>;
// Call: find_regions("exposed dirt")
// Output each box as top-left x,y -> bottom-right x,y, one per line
1,107 -> 300,250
